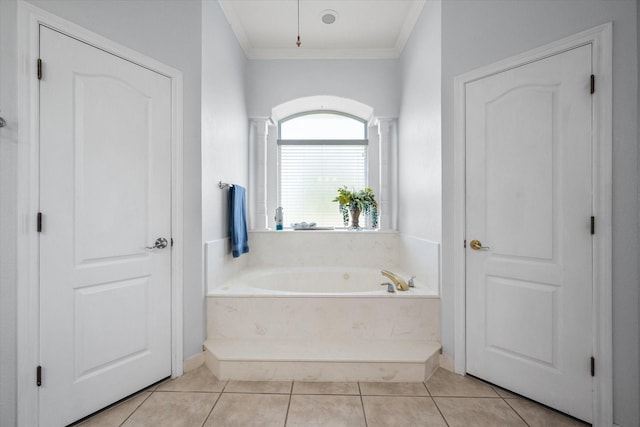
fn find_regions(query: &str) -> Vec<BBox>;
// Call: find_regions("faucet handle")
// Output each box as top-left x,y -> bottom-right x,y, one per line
380,282 -> 395,293
408,276 -> 416,288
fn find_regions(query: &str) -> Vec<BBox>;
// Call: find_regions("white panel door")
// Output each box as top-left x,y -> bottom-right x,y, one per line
465,45 -> 593,422
39,26 -> 172,426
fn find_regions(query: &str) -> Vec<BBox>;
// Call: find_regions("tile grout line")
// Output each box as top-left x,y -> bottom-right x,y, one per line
283,381 -> 293,427
118,390 -> 154,427
223,391 -> 292,395
429,395 -> 451,427
357,382 -> 369,427
155,389 -> 229,394
424,379 -> 454,427
501,393 -> 531,427
422,380 -> 431,397
199,390 -> 224,427
421,380 -> 452,426
198,376 -> 230,427
92,370 -> 558,427
474,374 -> 532,426
428,395 -> 517,398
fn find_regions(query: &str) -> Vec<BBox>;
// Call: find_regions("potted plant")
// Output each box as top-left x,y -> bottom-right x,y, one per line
333,186 -> 379,229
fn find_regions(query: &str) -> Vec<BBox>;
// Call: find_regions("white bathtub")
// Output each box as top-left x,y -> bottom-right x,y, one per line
205,266 -> 441,382
210,267 -> 437,296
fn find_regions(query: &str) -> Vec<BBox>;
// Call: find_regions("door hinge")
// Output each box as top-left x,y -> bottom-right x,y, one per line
590,74 -> 595,94
590,216 -> 595,235
37,58 -> 42,80
591,356 -> 595,377
37,212 -> 42,233
36,365 -> 42,386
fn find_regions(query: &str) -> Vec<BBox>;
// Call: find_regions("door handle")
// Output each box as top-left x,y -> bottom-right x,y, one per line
146,237 -> 168,249
469,239 -> 490,250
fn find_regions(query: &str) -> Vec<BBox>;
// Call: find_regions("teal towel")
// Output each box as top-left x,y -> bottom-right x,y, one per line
228,185 -> 249,258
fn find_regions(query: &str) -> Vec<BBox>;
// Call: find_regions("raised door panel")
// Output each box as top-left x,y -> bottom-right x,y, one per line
39,26 -> 172,425
485,87 -> 555,261
74,74 -> 151,264
465,44 -> 593,422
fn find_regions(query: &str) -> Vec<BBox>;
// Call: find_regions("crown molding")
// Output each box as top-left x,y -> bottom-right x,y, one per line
218,0 -> 425,60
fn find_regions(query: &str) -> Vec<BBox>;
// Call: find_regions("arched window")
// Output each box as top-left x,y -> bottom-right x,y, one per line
249,96 -> 396,231
278,111 -> 369,227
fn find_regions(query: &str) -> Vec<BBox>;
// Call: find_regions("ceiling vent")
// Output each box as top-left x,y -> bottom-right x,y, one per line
321,10 -> 338,25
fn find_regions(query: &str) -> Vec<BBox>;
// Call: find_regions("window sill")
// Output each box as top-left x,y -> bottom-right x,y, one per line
249,229 -> 398,234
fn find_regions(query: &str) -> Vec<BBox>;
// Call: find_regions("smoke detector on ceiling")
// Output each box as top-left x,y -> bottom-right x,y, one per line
320,10 -> 338,25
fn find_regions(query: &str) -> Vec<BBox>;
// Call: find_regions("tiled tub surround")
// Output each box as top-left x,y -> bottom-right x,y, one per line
205,231 -> 441,382
205,232 -> 440,293
205,289 -> 440,382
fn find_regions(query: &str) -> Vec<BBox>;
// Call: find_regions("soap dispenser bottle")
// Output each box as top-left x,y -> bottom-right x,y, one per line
275,207 -> 284,230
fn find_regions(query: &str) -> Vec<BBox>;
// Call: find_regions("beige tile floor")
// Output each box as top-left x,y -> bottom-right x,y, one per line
76,366 -> 590,427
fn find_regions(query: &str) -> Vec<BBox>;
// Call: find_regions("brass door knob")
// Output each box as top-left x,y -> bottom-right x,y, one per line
469,239 -> 490,250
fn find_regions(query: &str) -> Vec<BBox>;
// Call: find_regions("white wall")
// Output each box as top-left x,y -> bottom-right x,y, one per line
201,0 -> 250,322
440,1 -> 639,425
202,0 -> 249,242
246,59 -> 400,118
0,0 -> 19,424
637,2 -> 640,422
398,0 -> 442,242
0,1 -> 203,424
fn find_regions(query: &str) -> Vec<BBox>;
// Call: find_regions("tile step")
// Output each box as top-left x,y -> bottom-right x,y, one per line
203,339 -> 441,382
204,339 -> 440,363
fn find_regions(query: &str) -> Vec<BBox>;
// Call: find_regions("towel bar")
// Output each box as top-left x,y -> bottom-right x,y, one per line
218,181 -> 233,189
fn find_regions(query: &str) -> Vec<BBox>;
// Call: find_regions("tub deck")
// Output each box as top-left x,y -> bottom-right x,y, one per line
210,266 -> 439,296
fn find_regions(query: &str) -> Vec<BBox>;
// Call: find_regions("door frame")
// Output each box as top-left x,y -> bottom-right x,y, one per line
16,2 -> 184,425
452,23 -> 612,425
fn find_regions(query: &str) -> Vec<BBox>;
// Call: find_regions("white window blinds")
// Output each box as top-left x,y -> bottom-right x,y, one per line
279,144 -> 367,227
278,112 -> 368,228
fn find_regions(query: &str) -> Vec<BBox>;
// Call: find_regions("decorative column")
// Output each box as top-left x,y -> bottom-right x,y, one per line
249,119 -> 269,230
377,118 -> 398,231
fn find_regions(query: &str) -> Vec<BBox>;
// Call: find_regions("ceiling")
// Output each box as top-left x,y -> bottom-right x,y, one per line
218,0 -> 426,59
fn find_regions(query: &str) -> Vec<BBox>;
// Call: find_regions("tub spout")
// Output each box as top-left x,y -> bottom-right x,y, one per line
381,270 -> 409,291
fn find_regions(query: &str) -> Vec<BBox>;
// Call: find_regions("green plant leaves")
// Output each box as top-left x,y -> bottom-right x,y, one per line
332,186 -> 378,228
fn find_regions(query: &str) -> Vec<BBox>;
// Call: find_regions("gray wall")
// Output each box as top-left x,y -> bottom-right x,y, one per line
440,1 -> 639,425
0,0 -> 19,425
202,0 -> 249,243
2,0 -> 638,425
637,0 -> 640,422
246,59 -> 400,118
398,0 -> 442,242
0,1 -> 203,425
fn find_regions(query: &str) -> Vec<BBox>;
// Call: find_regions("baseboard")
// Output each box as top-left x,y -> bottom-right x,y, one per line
439,354 -> 454,372
183,351 -> 205,373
